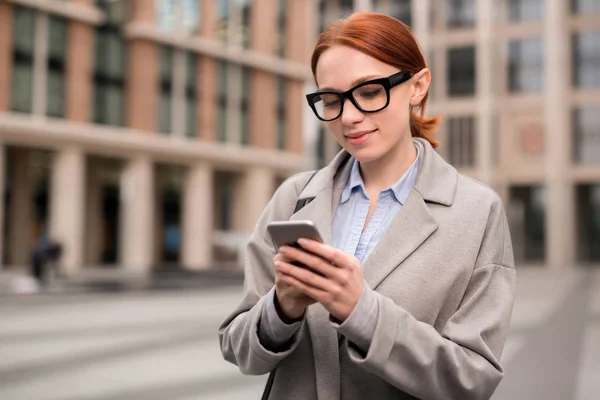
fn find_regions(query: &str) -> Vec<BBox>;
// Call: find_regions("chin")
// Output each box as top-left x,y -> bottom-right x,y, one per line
343,145 -> 385,164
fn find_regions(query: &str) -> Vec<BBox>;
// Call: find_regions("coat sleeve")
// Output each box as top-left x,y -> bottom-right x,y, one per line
218,172 -> 312,376
340,196 -> 516,400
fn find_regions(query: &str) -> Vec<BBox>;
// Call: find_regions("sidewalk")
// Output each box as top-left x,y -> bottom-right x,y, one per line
0,266 -> 245,296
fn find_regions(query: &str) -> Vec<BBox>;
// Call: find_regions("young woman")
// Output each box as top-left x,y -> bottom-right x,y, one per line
219,12 -> 515,400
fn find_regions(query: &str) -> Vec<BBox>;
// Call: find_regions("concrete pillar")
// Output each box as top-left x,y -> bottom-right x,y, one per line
413,0 -> 431,56
251,0 -> 277,53
286,80 -> 304,154
354,0 -> 371,12
544,0 -> 574,268
182,163 -> 213,270
0,144 -> 5,269
66,18 -> 93,122
0,2 -> 13,112
50,148 -> 85,275
475,0 -> 494,185
121,157 -> 154,272
250,71 -> 276,148
236,167 -> 274,234
8,149 -> 33,266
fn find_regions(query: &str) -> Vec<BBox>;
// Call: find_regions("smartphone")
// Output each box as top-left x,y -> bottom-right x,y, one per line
267,220 -> 324,250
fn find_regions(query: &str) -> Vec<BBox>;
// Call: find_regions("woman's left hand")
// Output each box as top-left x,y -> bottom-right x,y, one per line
276,239 -> 364,321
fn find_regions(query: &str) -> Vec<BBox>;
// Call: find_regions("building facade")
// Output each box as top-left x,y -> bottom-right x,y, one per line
316,0 -> 600,268
0,0 -> 317,275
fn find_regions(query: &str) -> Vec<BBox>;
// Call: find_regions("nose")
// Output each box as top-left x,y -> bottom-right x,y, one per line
340,98 -> 365,126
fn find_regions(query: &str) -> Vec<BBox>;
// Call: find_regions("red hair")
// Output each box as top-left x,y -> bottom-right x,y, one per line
311,12 -> 440,148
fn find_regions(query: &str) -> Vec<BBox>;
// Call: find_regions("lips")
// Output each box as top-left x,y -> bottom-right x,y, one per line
346,129 -> 376,146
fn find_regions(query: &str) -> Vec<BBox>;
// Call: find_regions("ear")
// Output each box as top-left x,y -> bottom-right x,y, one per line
410,68 -> 431,106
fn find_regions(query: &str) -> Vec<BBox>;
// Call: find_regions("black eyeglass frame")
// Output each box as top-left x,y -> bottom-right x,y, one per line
305,70 -> 414,122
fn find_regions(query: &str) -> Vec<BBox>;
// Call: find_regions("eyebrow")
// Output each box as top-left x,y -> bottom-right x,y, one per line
319,75 -> 383,91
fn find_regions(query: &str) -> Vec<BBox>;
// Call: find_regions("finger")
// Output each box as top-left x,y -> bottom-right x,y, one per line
275,260 -> 332,292
279,246 -> 341,280
279,271 -> 327,303
296,239 -> 354,270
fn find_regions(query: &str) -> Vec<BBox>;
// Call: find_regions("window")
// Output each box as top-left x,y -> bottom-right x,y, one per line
318,0 -> 327,34
446,0 -> 475,28
447,116 -> 476,167
156,0 -> 201,34
215,172 -> 235,230
11,6 -> 35,114
158,46 -> 174,134
93,0 -> 127,126
374,0 -> 412,26
217,61 -> 228,142
508,37 -> 544,93
276,77 -> 286,150
185,53 -> 198,138
339,0 -> 353,18
509,186 -> 546,263
215,0 -> 229,42
508,0 -> 544,21
276,0 -> 286,56
240,67 -> 250,145
47,15 -> 67,118
573,105 -> 600,164
573,31 -> 600,89
447,46 -> 476,96
240,0 -> 252,49
572,0 -> 600,14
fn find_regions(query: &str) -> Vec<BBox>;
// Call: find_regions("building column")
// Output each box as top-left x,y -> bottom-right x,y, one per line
353,0 -> 371,12
8,149 -> 33,267
0,2 -> 13,112
66,1 -> 94,122
412,0 -> 431,56
127,0 -> 158,132
121,156 -> 154,272
50,148 -> 85,276
235,167 -> 274,234
544,0 -> 574,268
182,163 -> 213,270
476,0 -> 494,185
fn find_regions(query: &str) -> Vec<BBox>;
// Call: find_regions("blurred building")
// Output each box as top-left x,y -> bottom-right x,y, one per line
0,0 -> 317,275
316,0 -> 600,268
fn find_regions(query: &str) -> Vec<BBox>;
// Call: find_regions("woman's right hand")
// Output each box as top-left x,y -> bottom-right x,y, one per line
273,252 -> 316,322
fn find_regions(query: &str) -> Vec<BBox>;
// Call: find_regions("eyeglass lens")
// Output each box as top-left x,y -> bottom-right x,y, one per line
312,83 -> 388,121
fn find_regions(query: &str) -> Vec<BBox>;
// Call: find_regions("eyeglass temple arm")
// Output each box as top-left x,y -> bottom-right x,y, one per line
389,71 -> 413,86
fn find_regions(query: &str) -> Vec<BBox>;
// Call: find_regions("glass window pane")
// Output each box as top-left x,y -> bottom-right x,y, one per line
13,6 -> 35,54
159,92 -> 172,134
508,0 -> 544,22
156,0 -> 178,32
48,15 -> 67,60
572,0 -> 600,14
46,71 -> 65,118
11,64 -> 34,113
215,0 -> 229,42
277,0 -> 286,56
573,31 -> 600,88
185,97 -> 196,138
446,0 -> 475,28
447,116 -> 476,167
185,53 -> 197,138
241,0 -> 252,49
277,77 -> 286,150
508,37 -> 544,93
447,46 -> 476,96
217,61 -> 228,142
574,105 -> 600,164
160,46 -> 174,81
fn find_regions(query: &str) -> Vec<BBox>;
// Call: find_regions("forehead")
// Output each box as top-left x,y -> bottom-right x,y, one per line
315,45 -> 398,91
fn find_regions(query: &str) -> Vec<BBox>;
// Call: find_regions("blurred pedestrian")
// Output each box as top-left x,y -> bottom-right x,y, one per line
31,236 -> 62,286
219,12 -> 516,400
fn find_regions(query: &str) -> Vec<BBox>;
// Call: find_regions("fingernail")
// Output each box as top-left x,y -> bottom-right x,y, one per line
297,238 -> 307,245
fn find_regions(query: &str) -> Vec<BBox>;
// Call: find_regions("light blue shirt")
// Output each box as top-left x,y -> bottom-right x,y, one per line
259,145 -> 421,352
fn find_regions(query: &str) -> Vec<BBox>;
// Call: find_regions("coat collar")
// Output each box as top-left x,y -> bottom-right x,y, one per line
298,137 -> 458,207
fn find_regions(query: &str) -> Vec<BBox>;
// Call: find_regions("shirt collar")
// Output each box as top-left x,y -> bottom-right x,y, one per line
340,144 -> 421,205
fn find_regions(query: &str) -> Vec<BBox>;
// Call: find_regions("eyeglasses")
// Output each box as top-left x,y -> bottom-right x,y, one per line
305,71 -> 413,122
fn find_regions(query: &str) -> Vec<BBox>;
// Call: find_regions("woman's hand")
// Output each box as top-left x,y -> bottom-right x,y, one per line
273,252 -> 317,322
276,239 -> 364,321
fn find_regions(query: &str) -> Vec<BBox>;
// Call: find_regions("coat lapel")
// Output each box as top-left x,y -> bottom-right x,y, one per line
362,189 -> 439,289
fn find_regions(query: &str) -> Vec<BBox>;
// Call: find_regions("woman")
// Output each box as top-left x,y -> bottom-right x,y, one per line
219,12 -> 515,400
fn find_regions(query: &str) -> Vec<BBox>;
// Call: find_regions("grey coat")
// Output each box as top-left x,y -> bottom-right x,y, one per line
218,138 -> 516,400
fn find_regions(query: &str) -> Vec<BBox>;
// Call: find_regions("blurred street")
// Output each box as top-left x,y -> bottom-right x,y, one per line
0,267 -> 599,400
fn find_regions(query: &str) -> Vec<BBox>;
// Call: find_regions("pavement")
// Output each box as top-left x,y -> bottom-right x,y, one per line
0,266 -> 599,399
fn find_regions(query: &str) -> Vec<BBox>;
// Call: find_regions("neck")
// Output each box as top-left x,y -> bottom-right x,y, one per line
359,136 -> 417,192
